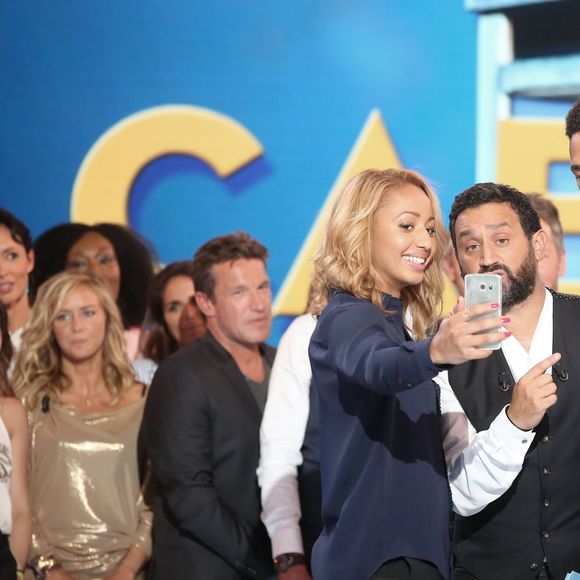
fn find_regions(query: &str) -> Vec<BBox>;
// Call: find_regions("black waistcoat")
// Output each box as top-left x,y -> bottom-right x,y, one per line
448,291 -> 580,580
297,382 -> 323,564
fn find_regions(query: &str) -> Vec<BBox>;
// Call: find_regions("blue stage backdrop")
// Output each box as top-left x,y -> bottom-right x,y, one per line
1,2 -> 480,343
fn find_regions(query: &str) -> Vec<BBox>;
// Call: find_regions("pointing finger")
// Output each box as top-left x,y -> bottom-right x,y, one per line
528,353 -> 561,379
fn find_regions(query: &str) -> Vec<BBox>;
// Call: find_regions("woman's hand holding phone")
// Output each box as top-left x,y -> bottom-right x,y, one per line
429,297 -> 510,366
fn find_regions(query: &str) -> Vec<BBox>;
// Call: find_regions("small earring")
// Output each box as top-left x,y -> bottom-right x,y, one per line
25,284 -> 30,295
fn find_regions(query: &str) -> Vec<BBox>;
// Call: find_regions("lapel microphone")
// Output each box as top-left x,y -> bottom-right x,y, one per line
553,362 -> 568,382
41,395 -> 51,413
498,371 -> 512,392
498,362 -> 568,392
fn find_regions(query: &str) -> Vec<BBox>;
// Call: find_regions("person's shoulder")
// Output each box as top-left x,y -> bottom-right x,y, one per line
284,312 -> 317,336
0,396 -> 26,417
551,289 -> 580,313
122,381 -> 148,404
551,289 -> 580,303
319,291 -> 381,324
312,292 -> 384,347
278,313 -> 317,350
150,336 -> 222,396
159,337 -> 210,370
0,396 -> 27,437
329,290 -> 377,308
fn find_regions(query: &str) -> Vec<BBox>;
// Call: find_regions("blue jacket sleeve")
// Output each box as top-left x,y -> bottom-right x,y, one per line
310,300 -> 440,394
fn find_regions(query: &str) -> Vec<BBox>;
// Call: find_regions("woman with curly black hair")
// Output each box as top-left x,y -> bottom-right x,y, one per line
34,222 -> 156,359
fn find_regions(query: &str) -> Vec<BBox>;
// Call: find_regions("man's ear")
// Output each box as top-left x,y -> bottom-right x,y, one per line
532,230 -> 547,261
194,292 -> 215,318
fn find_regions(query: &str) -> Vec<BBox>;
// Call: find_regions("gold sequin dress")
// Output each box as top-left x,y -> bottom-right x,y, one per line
28,397 -> 152,579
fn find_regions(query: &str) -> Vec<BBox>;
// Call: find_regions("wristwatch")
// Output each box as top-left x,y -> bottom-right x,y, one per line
273,552 -> 306,573
30,554 -> 59,579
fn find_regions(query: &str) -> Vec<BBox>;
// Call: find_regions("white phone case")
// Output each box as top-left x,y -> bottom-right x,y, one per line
464,273 -> 503,350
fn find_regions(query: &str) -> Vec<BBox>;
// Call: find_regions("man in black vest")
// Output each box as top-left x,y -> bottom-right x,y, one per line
437,182 -> 579,580
142,232 -> 276,579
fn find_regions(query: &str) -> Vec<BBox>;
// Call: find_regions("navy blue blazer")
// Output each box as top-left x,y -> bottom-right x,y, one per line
309,291 -> 451,580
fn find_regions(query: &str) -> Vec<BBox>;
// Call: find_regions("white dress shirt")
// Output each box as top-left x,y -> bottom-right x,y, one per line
133,357 -> 158,386
257,313 -> 316,558
437,288 -> 553,517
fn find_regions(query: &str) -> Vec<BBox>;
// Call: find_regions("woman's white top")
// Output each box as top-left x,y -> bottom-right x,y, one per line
0,415 -> 13,533
9,327 -> 23,353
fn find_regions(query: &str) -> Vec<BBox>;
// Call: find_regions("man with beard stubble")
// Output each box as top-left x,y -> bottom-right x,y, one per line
437,182 -> 580,580
142,232 -> 275,579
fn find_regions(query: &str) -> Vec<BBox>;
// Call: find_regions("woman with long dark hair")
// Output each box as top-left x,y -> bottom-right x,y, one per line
0,209 -> 35,354
133,261 -> 206,385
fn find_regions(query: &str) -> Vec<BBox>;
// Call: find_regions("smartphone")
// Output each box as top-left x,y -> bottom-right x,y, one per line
464,273 -> 503,350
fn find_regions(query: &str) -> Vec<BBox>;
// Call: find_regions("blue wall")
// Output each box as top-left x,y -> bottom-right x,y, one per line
0,2 -> 478,342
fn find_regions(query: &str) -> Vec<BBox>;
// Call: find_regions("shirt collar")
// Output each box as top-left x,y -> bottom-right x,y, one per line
501,288 -> 553,382
382,293 -> 403,312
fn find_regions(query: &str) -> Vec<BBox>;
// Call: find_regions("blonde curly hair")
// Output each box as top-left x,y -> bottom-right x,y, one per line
12,271 -> 135,409
310,168 -> 445,339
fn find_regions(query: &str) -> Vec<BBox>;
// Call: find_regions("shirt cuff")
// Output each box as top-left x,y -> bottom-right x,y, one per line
271,526 -> 304,559
492,405 -> 534,450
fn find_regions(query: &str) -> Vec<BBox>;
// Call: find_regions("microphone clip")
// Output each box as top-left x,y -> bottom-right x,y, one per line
498,371 -> 512,392
553,362 -> 568,382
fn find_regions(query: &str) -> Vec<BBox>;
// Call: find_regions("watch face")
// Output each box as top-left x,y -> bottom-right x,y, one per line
274,556 -> 288,572
274,554 -> 305,573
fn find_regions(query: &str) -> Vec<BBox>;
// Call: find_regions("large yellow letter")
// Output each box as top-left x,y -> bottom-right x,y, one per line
71,105 -> 263,224
497,118 -> 580,233
273,110 -> 402,316
497,118 -> 580,294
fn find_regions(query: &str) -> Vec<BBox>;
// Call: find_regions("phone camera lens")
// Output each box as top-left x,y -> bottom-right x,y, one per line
479,283 -> 486,290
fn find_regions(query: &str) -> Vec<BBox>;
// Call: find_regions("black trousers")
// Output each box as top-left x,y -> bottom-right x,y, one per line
0,532 -> 16,580
453,563 -> 554,580
372,557 -> 443,580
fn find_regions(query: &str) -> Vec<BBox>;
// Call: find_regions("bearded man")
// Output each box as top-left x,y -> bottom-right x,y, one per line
437,182 -> 580,580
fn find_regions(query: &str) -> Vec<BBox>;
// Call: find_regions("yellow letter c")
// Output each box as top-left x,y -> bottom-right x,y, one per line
71,105 -> 264,224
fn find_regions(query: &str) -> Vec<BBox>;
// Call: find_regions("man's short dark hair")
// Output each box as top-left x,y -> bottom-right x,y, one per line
527,193 -> 564,254
565,99 -> 580,139
449,183 -> 541,249
193,232 -> 269,300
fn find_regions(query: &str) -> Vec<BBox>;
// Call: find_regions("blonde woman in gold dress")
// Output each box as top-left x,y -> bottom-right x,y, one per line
12,272 -> 151,580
